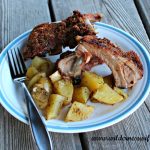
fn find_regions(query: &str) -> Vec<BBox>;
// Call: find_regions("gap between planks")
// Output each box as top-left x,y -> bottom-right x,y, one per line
134,0 -> 150,39
48,0 -> 56,22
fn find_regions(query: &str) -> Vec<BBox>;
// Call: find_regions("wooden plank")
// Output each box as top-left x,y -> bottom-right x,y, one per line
0,106 -> 5,150
1,109 -> 36,150
134,0 -> 150,38
81,104 -> 150,150
51,133 -> 82,150
145,93 -> 150,112
50,0 -> 150,149
0,0 -> 81,150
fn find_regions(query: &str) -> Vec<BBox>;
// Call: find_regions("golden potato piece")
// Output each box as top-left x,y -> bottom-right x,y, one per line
31,56 -> 54,75
73,87 -> 90,103
31,56 -> 48,69
27,73 -> 46,90
31,84 -> 50,109
53,79 -> 73,105
45,94 -> 66,120
114,87 -> 128,100
39,62 -> 54,76
26,66 -> 39,80
91,84 -> 123,105
31,77 -> 52,109
38,77 -> 53,94
49,71 -> 62,83
81,71 -> 104,92
65,101 -> 94,122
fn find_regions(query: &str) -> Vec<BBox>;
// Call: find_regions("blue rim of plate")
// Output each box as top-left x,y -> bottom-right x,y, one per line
0,22 -> 150,133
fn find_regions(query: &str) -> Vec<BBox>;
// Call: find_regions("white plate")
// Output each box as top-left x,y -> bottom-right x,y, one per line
0,23 -> 150,133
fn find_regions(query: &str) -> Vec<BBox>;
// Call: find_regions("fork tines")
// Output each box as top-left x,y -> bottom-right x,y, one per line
7,48 -> 27,79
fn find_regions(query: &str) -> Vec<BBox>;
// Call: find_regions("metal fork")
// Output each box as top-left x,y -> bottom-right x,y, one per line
7,48 -> 53,150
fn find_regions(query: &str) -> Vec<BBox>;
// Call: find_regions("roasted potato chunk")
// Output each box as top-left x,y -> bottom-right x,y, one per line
73,87 -> 90,103
39,61 -> 54,76
81,71 -> 104,92
49,71 -> 62,83
31,56 -> 47,69
53,79 -> 73,105
114,87 -> 128,100
26,56 -> 54,90
91,84 -> 123,104
45,94 -> 66,120
27,73 -> 46,90
31,77 -> 52,109
26,66 -> 39,80
31,56 -> 54,75
31,84 -> 50,109
65,101 -> 94,122
38,77 -> 53,94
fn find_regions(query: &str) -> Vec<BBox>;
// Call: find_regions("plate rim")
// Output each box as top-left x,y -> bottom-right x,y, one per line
0,22 -> 150,133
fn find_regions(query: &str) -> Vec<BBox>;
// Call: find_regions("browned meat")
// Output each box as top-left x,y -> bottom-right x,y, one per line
75,35 -> 143,88
63,11 -> 102,48
57,51 -> 82,79
83,13 -> 103,22
57,50 -> 103,79
23,10 -> 102,59
83,56 -> 103,71
23,22 -> 66,59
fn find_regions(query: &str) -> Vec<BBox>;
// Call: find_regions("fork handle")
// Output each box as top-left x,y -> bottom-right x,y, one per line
22,83 -> 53,150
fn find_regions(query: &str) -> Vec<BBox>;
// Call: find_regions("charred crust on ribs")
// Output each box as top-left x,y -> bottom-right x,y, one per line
62,10 -> 101,48
80,36 -> 143,77
78,35 -> 124,56
123,51 -> 143,77
23,10 -> 102,59
59,51 -> 75,59
23,22 -> 66,59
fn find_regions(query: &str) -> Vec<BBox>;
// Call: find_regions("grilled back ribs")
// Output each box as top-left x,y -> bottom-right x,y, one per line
76,36 -> 143,88
23,10 -> 143,88
23,10 -> 102,59
57,35 -> 143,88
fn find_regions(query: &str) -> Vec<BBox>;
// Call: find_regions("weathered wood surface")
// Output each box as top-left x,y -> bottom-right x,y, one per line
135,0 -> 150,38
0,0 -> 81,150
1,0 -> 150,150
51,0 -> 150,149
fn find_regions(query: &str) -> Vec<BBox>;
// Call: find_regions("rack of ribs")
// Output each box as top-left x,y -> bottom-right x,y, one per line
75,35 -> 143,88
57,35 -> 143,88
23,10 -> 102,59
23,10 -> 143,88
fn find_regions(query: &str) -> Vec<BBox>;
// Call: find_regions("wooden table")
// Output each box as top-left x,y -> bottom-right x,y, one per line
0,0 -> 150,149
